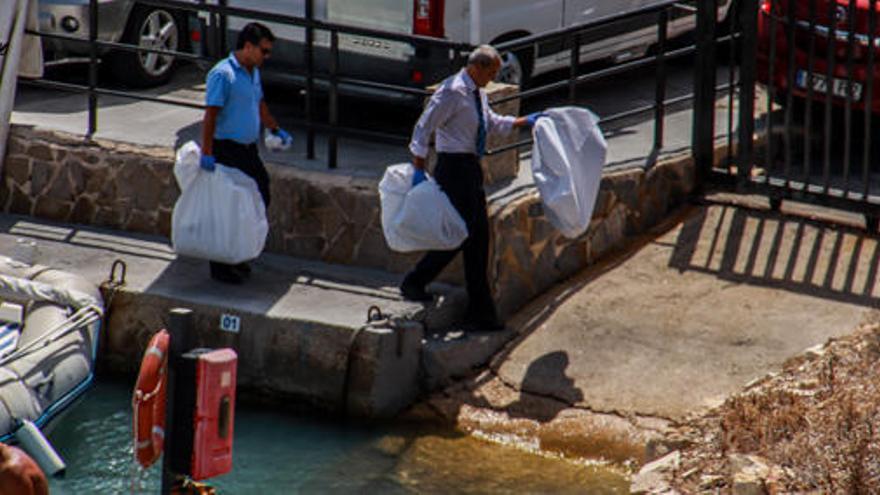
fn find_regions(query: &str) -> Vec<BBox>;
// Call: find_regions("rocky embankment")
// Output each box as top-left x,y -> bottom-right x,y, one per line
633,315 -> 880,494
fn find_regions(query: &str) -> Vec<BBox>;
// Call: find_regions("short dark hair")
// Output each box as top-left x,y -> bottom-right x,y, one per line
236,22 -> 275,50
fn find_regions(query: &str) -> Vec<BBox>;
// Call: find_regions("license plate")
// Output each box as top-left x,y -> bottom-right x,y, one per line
795,70 -> 863,101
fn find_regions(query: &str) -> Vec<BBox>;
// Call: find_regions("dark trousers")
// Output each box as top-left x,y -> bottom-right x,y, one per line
214,139 -> 270,206
403,153 -> 496,321
210,139 -> 270,271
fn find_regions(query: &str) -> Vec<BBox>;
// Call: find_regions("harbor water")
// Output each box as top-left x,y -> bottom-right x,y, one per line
45,380 -> 629,494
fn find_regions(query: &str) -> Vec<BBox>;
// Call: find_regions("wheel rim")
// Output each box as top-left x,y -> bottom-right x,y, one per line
496,51 -> 523,86
137,10 -> 178,77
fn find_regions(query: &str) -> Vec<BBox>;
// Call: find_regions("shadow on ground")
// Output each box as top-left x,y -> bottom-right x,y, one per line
669,204 -> 880,308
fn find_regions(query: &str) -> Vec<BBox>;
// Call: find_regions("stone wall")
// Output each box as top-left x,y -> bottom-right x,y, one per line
0,125 -> 424,273
1,124 -> 696,318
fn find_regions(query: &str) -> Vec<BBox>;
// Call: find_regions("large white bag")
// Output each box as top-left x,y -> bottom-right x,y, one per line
171,141 -> 269,264
378,163 -> 468,252
531,107 -> 607,239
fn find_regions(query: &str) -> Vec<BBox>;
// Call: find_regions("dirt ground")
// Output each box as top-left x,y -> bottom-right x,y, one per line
664,313 -> 880,493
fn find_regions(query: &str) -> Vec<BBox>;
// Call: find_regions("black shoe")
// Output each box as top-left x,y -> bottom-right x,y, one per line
233,262 -> 252,278
460,318 -> 507,333
210,263 -> 245,285
400,282 -> 433,302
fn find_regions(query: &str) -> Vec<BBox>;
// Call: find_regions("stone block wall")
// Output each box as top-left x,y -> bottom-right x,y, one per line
1,124 -> 696,319
0,125 -> 424,273
1,128 -> 179,235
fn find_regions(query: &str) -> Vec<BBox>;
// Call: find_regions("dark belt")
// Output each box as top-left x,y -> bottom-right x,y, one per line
214,139 -> 258,152
437,152 -> 479,160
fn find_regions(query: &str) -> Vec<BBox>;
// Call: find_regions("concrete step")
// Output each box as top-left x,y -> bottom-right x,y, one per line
0,213 -> 517,417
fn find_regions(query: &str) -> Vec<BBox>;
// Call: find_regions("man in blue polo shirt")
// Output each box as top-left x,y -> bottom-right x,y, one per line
200,22 -> 291,284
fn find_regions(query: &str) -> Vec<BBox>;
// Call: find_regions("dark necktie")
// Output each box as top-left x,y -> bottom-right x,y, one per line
473,89 -> 487,157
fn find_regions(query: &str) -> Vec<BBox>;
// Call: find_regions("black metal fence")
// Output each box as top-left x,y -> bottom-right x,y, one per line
696,0 -> 880,228
24,0 -> 713,171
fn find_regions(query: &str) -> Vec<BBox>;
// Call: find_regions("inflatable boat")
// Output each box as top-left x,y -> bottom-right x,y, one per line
0,262 -> 103,443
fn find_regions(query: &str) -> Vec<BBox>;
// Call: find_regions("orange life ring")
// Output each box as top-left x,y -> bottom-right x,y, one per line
132,329 -> 170,469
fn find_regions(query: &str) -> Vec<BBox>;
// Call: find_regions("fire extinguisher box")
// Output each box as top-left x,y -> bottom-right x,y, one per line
170,348 -> 237,480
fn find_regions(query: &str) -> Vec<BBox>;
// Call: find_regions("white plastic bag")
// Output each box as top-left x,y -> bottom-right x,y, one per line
263,128 -> 291,151
378,163 -> 468,252
174,141 -> 201,191
531,107 -> 607,239
171,141 -> 269,264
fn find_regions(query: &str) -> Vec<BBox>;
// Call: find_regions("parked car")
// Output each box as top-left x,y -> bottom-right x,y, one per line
37,0 -> 198,87
757,0 -> 872,112
204,0 -> 735,103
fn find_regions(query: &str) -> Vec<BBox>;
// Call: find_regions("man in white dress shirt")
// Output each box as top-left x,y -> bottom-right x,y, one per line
400,45 -> 544,332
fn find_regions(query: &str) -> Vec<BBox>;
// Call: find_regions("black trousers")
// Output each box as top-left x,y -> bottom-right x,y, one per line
210,139 -> 270,270
404,153 -> 496,320
214,139 -> 270,207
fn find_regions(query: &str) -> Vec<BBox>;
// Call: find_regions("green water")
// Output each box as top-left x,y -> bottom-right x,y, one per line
45,380 -> 629,494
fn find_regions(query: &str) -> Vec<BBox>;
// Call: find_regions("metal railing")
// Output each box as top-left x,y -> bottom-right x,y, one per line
22,0 -> 726,171
697,0 -> 880,227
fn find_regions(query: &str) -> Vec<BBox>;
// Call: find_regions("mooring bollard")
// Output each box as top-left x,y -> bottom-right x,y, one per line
161,308 -> 192,494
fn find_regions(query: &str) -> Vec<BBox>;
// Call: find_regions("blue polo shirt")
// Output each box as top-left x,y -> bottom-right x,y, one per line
205,53 -> 264,145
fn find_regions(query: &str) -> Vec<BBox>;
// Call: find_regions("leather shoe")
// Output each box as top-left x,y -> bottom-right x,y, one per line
400,282 -> 433,302
233,262 -> 252,277
210,263 -> 245,285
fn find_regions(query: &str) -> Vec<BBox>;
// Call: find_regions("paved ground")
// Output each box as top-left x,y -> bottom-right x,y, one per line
0,213 -> 419,330
493,199 -> 875,421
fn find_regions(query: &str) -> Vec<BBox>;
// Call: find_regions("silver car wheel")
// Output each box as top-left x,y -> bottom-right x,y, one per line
496,51 -> 523,86
137,10 -> 178,77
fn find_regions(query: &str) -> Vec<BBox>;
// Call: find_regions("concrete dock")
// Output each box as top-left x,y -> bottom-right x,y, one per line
0,212 -> 523,417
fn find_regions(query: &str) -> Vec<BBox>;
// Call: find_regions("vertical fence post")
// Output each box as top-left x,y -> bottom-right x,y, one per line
218,0 -> 227,54
568,32 -> 579,103
305,0 -> 315,160
737,0 -> 758,189
87,0 -> 98,139
692,0 -> 718,190
160,308 -> 193,494
863,0 -> 877,201
452,45 -> 465,75
328,30 -> 338,169
652,8 -> 669,164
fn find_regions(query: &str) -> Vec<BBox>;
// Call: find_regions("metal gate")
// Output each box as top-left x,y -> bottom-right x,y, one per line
694,0 -> 880,229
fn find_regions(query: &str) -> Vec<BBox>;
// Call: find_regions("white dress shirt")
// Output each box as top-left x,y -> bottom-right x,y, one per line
409,69 -> 517,159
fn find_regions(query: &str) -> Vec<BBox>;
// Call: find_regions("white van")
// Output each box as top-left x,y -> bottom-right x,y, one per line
210,0 -> 735,102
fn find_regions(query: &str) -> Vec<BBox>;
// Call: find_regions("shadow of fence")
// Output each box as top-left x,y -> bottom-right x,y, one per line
669,205 -> 880,308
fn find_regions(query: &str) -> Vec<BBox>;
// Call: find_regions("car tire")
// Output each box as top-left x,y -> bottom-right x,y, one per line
496,48 -> 533,89
110,5 -> 183,88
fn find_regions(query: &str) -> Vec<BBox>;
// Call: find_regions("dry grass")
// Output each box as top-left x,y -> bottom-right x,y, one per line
670,321 -> 880,493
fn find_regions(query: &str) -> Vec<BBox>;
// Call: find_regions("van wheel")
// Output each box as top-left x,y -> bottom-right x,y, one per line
496,49 -> 532,88
111,6 -> 182,87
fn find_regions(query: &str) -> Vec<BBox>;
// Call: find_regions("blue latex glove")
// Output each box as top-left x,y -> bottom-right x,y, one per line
526,112 -> 548,127
200,154 -> 216,172
412,168 -> 427,187
273,128 -> 293,146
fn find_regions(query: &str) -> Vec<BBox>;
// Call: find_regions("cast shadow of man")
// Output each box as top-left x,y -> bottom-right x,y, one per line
505,351 -> 584,423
